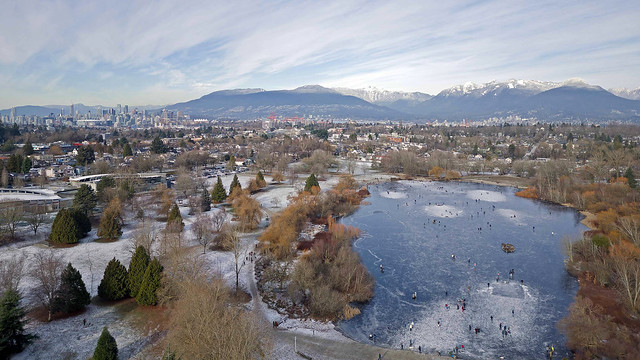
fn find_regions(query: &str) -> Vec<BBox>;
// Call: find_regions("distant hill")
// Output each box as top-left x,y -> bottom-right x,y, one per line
166,85 -> 405,120
3,80 -> 640,123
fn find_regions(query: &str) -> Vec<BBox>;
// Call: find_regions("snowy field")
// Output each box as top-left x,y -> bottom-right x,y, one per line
1,164 -> 385,359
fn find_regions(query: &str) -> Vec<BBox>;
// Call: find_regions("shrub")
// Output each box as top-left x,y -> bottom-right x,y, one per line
166,203 -> 184,230
515,187 -> 539,199
98,258 -> 129,301
93,327 -> 118,360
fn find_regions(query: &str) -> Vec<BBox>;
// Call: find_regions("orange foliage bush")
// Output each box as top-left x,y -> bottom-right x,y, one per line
515,187 -> 538,199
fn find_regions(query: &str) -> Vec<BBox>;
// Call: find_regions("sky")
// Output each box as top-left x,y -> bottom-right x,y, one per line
0,0 -> 639,108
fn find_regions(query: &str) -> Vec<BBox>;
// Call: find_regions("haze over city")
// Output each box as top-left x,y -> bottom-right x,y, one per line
1,0 -> 639,108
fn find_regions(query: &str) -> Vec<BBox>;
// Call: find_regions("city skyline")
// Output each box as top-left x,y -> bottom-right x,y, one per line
1,0 -> 639,108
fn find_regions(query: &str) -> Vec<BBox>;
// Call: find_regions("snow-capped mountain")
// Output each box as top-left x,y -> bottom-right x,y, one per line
609,87 -> 640,100
332,86 -> 432,105
406,78 -> 640,121
437,79 -> 559,97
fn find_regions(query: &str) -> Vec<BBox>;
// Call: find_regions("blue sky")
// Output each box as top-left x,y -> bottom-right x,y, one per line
0,0 -> 639,108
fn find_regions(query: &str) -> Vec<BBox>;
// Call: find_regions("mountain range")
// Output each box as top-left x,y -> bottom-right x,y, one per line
3,79 -> 640,123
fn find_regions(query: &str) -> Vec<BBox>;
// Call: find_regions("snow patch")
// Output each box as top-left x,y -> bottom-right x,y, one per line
466,190 -> 506,202
424,205 -> 463,218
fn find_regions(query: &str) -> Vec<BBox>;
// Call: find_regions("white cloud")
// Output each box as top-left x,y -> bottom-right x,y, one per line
0,0 -> 639,107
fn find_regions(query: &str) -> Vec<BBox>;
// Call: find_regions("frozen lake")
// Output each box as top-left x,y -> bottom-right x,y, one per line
339,180 -> 584,359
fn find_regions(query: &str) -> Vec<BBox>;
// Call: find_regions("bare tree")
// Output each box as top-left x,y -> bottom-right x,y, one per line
0,254 -> 26,295
223,228 -> 247,293
26,206 -> 47,236
0,205 -> 24,240
614,256 -> 640,311
192,213 -> 214,254
211,208 -> 226,233
31,251 -> 64,321
131,222 -> 158,256
174,170 -> 196,199
616,216 -> 640,246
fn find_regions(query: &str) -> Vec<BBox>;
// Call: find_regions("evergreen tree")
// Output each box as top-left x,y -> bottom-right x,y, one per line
73,184 -> 97,215
625,167 -> 637,188
70,208 -> 91,237
49,209 -> 80,244
6,154 -> 23,173
98,258 -> 129,301
166,203 -> 183,229
52,263 -> 91,314
93,327 -> 118,360
200,188 -> 211,212
150,136 -> 167,154
96,176 -> 116,203
0,290 -> 35,357
22,142 -> 34,155
122,143 -> 133,157
21,157 -> 32,174
256,171 -> 266,188
136,259 -> 163,306
97,198 -> 123,239
304,173 -> 319,192
127,246 -> 150,298
210,176 -> 227,203
75,146 -> 95,166
229,174 -> 241,193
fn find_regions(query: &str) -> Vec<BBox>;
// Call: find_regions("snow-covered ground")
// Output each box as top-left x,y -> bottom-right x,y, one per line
2,162 -> 399,359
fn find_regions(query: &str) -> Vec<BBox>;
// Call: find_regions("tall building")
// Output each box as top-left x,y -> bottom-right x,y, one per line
10,107 -> 16,121
124,105 -> 128,114
70,104 -> 74,119
117,104 -> 122,114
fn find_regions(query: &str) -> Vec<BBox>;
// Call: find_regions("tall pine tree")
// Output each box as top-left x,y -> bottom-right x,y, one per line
211,176 -> 227,203
0,290 -> 35,357
128,246 -> 150,298
166,203 -> 184,230
93,327 -> 118,360
136,259 -> 163,306
625,167 -> 637,188
98,258 -> 129,301
200,188 -> 211,212
256,171 -> 266,188
73,184 -> 97,215
52,263 -> 91,314
229,174 -> 241,193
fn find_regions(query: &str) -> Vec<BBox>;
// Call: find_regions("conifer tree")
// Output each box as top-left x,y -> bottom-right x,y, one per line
97,198 -> 123,240
22,141 -> 34,155
49,209 -> 80,244
625,167 -> 637,188
0,289 -> 35,357
93,327 -> 118,360
122,143 -> 133,157
200,188 -> 211,212
73,184 -> 97,215
70,208 -> 91,237
256,171 -> 267,188
136,258 -> 163,306
52,263 -> 91,313
304,173 -> 319,192
229,174 -> 241,193
98,258 -> 129,301
166,203 -> 184,230
128,246 -> 150,298
210,176 -> 227,203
